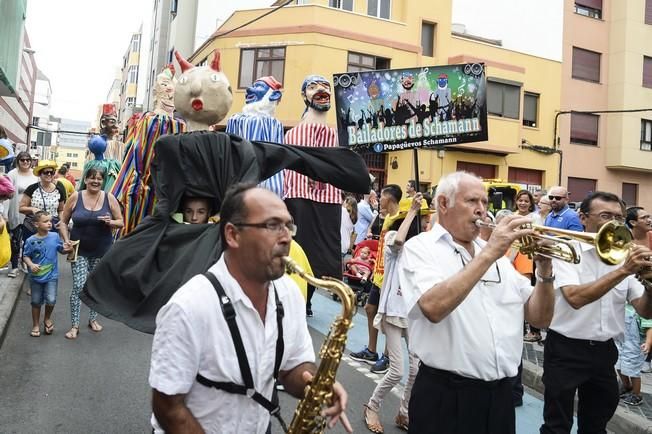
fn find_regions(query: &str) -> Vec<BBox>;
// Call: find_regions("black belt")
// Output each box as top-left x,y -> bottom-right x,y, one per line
547,329 -> 613,347
419,363 -> 509,389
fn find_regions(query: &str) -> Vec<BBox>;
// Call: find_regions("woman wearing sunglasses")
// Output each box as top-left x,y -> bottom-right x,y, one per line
5,152 -> 38,278
19,160 -> 67,237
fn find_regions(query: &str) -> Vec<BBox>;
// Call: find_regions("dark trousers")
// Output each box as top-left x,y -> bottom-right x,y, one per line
511,361 -> 524,405
409,364 -> 515,434
540,330 -> 619,434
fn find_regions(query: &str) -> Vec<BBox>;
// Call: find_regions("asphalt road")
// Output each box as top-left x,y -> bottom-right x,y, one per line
0,263 -> 405,434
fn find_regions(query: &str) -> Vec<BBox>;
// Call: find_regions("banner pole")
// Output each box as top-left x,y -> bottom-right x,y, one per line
412,148 -> 421,234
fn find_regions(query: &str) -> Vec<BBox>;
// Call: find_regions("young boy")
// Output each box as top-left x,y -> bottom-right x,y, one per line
22,211 -> 69,337
617,304 -> 652,406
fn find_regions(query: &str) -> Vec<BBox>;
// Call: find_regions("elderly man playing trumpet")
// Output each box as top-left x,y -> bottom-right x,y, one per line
398,171 -> 556,434
540,191 -> 652,434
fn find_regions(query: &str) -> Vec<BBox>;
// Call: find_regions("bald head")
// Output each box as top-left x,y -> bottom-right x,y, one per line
548,186 -> 569,212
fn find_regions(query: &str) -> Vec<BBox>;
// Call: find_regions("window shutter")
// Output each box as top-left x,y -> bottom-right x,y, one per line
571,113 -> 599,143
487,82 -> 503,115
646,0 -> 652,25
575,0 -> 602,10
643,56 -> 652,88
572,47 -> 601,82
523,93 -> 538,123
503,84 -> 520,119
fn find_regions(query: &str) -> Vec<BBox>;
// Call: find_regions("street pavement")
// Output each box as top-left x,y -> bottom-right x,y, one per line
0,262 -> 576,433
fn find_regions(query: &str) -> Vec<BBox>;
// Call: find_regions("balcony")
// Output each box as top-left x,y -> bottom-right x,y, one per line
0,0 -> 27,96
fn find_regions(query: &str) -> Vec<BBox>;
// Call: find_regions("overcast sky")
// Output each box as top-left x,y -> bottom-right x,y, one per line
25,0 -> 562,124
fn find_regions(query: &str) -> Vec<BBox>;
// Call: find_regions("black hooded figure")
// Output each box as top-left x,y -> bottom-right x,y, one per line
81,131 -> 370,333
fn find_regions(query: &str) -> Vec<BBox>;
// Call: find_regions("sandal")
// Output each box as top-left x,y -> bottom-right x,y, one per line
88,320 -> 103,332
395,413 -> 409,431
30,327 -> 40,337
363,405 -> 384,434
65,326 -> 79,340
44,321 -> 54,335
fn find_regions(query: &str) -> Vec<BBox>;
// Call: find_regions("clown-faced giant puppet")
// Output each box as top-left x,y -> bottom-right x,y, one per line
226,76 -> 285,197
284,74 -> 343,314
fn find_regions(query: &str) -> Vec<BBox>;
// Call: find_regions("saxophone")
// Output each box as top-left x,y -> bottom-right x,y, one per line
282,256 -> 357,434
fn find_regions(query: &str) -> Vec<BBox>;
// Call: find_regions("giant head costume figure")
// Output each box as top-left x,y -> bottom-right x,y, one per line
174,50 -> 233,131
242,76 -> 283,117
100,104 -> 119,138
152,64 -> 176,116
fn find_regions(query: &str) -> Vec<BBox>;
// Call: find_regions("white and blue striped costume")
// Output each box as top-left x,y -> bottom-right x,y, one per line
226,113 -> 284,198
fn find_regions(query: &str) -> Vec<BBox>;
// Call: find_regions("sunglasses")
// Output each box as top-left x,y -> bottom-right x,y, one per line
548,195 -> 565,201
40,170 -> 55,176
19,159 -> 31,162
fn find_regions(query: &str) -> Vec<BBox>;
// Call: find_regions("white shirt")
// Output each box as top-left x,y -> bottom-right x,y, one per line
399,224 -> 533,381
377,230 -> 408,320
149,255 -> 315,434
550,243 -> 644,341
340,206 -> 354,254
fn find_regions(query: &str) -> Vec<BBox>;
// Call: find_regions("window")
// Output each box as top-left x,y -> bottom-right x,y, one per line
574,0 -> 602,19
523,92 -> 539,127
572,47 -> 601,82
131,34 -> 140,52
238,47 -> 286,88
347,52 -> 390,72
368,0 -> 390,19
197,57 -> 208,67
487,80 -> 520,119
570,112 -> 599,146
456,161 -> 496,179
360,152 -> 386,190
167,48 -> 174,64
421,22 -> 435,57
622,183 -> 638,206
644,56 -> 652,88
72,162 -> 78,168
646,0 -> 652,25
641,119 -> 652,151
329,0 -> 353,11
126,97 -> 136,107
567,177 -> 597,203
66,152 -> 73,158
31,116 -> 40,126
128,65 -> 138,84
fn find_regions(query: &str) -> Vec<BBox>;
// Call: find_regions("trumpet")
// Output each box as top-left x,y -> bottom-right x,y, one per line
475,219 -> 632,265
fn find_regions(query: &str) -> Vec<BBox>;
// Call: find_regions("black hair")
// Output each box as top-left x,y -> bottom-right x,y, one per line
407,180 -> 416,190
13,151 -> 32,169
219,182 -> 257,251
579,191 -> 625,215
422,192 -> 433,208
626,206 -> 644,229
58,165 -> 68,175
0,125 -> 6,139
514,190 -> 535,213
381,184 -> 402,204
84,167 -> 105,181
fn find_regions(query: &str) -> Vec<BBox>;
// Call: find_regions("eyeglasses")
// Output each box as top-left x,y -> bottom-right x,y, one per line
19,159 -> 31,163
589,212 -> 625,223
40,170 -> 55,176
233,220 -> 297,237
548,195 -> 565,201
455,248 -> 502,285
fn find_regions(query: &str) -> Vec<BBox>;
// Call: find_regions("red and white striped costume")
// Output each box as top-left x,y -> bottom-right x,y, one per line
284,123 -> 341,203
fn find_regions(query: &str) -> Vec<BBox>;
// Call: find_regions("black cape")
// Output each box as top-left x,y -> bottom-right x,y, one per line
81,131 -> 369,333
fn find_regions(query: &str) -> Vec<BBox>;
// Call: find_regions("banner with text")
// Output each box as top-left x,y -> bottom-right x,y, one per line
333,63 -> 488,152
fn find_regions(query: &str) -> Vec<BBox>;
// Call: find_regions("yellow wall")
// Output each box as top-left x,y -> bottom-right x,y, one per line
54,145 -> 86,178
193,0 -> 559,191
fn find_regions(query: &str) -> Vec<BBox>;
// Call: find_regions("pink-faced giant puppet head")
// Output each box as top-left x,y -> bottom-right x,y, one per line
174,50 -> 233,131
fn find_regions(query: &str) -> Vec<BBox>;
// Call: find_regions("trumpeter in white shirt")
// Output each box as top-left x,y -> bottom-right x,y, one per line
398,171 -> 555,434
149,184 -> 351,434
540,191 -> 652,434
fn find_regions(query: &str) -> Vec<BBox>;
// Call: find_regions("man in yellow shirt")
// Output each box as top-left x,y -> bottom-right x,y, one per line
55,166 -> 75,198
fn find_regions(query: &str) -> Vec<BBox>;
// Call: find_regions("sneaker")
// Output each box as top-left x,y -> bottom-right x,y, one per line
370,354 -> 390,374
622,393 -> 643,406
350,346 -> 379,364
7,268 -> 18,278
306,308 -> 313,317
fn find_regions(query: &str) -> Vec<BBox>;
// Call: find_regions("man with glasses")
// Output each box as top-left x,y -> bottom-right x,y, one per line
540,192 -> 652,433
398,171 -> 556,434
544,186 -> 583,231
150,183 -> 351,434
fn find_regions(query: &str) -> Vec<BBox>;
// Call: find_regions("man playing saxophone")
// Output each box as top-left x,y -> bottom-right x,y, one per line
398,171 -> 556,434
149,183 -> 352,433
540,192 -> 652,434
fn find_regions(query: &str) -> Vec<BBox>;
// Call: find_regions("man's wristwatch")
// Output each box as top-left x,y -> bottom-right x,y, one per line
536,271 -> 555,284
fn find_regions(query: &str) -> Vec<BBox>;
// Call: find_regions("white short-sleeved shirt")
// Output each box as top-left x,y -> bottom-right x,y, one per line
149,255 -> 315,433
550,242 -> 645,341
398,224 -> 533,381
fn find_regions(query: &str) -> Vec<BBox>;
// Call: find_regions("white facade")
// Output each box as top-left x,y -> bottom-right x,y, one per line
30,70 -> 55,159
144,0 -> 201,111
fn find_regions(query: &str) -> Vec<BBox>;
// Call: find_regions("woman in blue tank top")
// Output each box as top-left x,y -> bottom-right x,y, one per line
59,168 -> 124,339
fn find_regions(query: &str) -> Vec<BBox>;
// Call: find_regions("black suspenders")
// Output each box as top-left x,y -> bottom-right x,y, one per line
196,272 -> 288,432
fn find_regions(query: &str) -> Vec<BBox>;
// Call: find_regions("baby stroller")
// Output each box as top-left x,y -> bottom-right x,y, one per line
343,239 -> 379,307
